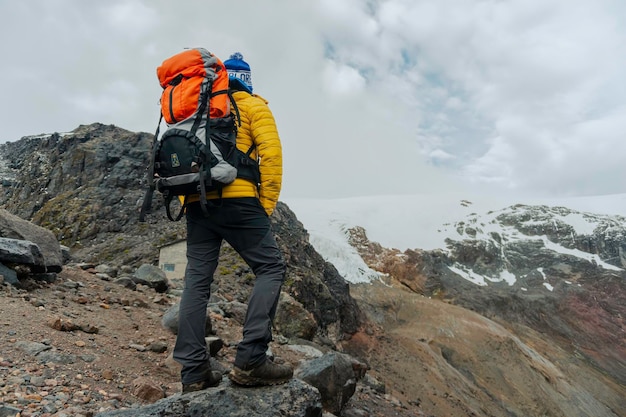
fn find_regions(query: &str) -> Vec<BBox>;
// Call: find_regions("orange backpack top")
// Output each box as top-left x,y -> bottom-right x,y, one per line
156,48 -> 230,123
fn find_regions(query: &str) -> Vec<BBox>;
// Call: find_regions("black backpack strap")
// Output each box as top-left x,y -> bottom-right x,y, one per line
191,79 -> 212,137
198,169 -> 211,217
166,74 -> 184,123
165,192 -> 186,222
235,144 -> 260,190
227,89 -> 242,127
139,112 -> 164,222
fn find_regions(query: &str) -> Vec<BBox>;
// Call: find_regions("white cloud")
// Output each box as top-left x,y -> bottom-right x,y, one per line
1,0 -> 625,199
429,149 -> 456,163
322,60 -> 366,96
101,1 -> 159,38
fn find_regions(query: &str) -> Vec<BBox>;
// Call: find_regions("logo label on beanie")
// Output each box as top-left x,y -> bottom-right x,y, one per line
228,70 -> 252,88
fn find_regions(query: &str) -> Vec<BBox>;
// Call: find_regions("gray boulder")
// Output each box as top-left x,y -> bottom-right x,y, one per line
133,264 -> 169,293
218,300 -> 249,325
95,263 -> 118,278
161,302 -> 212,336
295,352 -> 366,415
0,261 -> 20,286
0,405 -> 23,417
95,379 -> 322,417
0,237 -> 45,272
0,209 -> 63,272
274,292 -> 318,340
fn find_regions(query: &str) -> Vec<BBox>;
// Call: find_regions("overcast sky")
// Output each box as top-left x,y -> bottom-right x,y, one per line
1,0 -> 625,200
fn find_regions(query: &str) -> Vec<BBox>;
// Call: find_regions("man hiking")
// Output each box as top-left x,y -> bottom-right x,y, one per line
173,52 -> 293,392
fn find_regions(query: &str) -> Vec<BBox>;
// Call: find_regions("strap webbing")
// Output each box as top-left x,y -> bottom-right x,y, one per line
139,112 -> 164,222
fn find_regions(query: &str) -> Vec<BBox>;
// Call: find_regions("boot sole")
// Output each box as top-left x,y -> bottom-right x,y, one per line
228,371 -> 291,387
182,371 -> 222,393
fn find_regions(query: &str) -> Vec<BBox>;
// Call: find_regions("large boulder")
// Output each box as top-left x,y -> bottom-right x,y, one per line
95,379 -> 322,417
161,302 -> 212,336
0,209 -> 63,272
295,352 -> 366,415
274,292 -> 318,340
0,238 -> 45,272
0,262 -> 19,286
134,264 -> 169,293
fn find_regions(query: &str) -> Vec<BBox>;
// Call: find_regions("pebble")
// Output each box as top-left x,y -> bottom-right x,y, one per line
0,357 -> 133,416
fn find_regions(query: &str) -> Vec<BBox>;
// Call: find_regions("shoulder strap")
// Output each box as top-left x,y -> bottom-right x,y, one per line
227,89 -> 242,127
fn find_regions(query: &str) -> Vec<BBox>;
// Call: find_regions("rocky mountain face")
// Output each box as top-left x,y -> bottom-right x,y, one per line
1,124 -> 625,417
0,124 -> 176,266
349,202 -> 625,413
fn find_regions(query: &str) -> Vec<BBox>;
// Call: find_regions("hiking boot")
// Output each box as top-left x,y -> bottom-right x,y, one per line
182,370 -> 222,393
228,359 -> 293,387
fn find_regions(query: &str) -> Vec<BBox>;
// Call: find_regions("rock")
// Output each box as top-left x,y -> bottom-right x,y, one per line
15,341 -> 52,356
114,276 -> 137,290
362,374 -> 386,394
129,343 -> 147,352
206,336 -> 223,357
274,292 -> 318,340
0,126 -> 365,347
131,377 -> 166,403
0,237 -> 46,273
36,350 -> 77,364
134,264 -> 169,293
0,262 -> 19,286
287,344 -> 324,359
62,279 -> 81,289
31,272 -> 57,283
0,405 -> 22,417
161,302 -> 212,336
102,369 -> 115,380
79,324 -> 99,334
60,244 -> 72,264
96,272 -> 112,281
95,264 -> 118,278
0,209 -> 63,272
48,318 -> 80,332
95,378 -> 322,417
218,300 -> 248,325
296,352 -> 364,414
148,341 -> 168,353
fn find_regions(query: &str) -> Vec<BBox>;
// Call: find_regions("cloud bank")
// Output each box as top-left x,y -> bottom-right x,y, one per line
1,0 -> 625,199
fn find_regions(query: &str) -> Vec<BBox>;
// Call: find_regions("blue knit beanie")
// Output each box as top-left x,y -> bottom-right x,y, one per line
224,52 -> 253,93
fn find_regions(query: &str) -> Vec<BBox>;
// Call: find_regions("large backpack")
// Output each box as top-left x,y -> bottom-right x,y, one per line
139,48 -> 260,222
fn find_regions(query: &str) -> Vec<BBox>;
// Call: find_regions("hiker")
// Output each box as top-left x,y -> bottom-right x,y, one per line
173,52 -> 293,392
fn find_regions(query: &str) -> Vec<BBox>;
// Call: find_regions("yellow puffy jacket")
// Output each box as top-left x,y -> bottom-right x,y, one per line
184,91 -> 283,215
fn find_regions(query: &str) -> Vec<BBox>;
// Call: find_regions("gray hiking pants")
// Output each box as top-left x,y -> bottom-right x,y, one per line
173,198 -> 286,384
